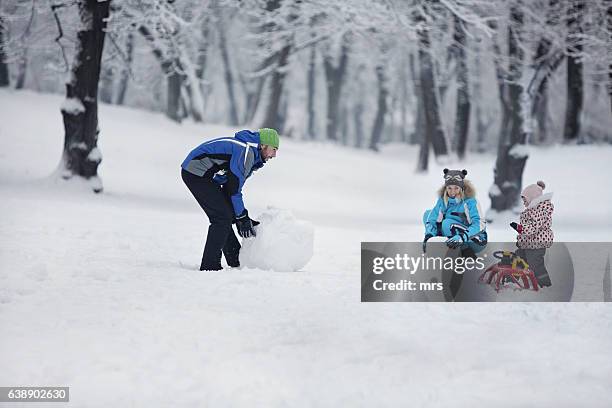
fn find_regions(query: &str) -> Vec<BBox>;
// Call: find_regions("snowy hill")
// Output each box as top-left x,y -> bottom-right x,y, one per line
1,89 -> 611,406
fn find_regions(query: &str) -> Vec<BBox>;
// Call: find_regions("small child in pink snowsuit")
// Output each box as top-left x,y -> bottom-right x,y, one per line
510,181 -> 554,287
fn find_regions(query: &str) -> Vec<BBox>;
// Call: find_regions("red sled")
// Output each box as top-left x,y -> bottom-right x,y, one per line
478,251 -> 539,292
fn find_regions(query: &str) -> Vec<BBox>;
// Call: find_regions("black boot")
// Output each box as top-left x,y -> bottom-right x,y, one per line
223,228 -> 241,268
460,247 -> 477,260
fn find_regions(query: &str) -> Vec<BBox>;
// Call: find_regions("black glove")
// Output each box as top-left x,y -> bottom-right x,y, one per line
446,234 -> 465,249
423,233 -> 433,253
235,210 -> 257,238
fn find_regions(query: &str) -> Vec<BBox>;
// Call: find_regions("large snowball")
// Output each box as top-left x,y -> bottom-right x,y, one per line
239,208 -> 314,272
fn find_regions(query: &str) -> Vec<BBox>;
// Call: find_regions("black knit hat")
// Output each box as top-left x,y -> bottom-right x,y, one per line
443,168 -> 468,189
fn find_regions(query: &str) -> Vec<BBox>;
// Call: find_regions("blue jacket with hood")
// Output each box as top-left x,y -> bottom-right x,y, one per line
423,180 -> 487,243
181,130 -> 264,216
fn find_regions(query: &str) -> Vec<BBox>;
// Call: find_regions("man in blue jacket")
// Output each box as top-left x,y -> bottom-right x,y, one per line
181,128 -> 279,271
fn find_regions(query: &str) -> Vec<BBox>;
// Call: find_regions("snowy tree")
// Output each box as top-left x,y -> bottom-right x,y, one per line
56,0 -> 110,193
487,4 -> 527,216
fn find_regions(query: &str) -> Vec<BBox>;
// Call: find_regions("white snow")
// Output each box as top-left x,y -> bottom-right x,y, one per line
509,143 -> 529,158
60,97 -> 85,114
488,183 -> 501,197
240,208 -> 314,272
1,89 -> 612,407
87,146 -> 102,162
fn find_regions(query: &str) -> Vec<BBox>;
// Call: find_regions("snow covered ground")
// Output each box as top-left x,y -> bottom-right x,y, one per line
1,89 -> 612,407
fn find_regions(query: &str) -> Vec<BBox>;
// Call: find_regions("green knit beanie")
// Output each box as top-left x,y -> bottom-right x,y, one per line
258,128 -> 280,149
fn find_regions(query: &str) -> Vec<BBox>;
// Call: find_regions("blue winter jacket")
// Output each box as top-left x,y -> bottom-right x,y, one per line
424,195 -> 487,241
181,130 -> 264,216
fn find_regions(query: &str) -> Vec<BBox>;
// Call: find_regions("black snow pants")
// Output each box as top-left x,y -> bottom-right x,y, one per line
181,169 -> 241,270
515,248 -> 552,287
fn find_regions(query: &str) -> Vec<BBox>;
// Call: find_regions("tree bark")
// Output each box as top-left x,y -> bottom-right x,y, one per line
408,53 -> 424,146
261,41 -> 291,132
166,69 -> 184,123
115,32 -> 133,105
242,75 -> 267,125
99,66 -> 114,104
323,34 -> 349,142
15,54 -> 27,89
563,0 -> 584,142
473,39 -> 487,153
532,42 -> 563,144
306,43 -> 316,139
217,12 -> 239,126
340,102 -> 348,145
415,52 -> 429,173
609,4 -> 612,116
400,56 -> 408,143
59,0 -> 109,192
562,65 -> 583,143
369,64 -> 388,151
353,65 -> 365,148
0,12 -> 9,87
138,26 -> 190,123
452,16 -> 470,160
416,54 -> 429,173
489,6 -> 527,213
195,13 -> 210,113
418,24 -> 448,159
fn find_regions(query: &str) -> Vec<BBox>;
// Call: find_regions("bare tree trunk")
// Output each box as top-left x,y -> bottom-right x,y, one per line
261,41 -> 291,131
242,75 -> 267,125
353,65 -> 365,148
410,50 -> 428,171
241,53 -> 282,126
139,26 -> 186,123
418,24 -> 448,159
167,69 -> 184,123
353,103 -> 364,148
416,65 -> 429,172
115,32 -> 133,105
453,16 -> 470,160
609,5 -> 612,116
563,0 -> 584,142
0,12 -> 9,87
489,6 -> 527,214
323,34 -> 350,141
340,102 -> 348,145
532,45 -> 563,144
533,37 -> 552,145
14,4 -> 34,90
369,64 -> 388,151
563,67 -> 583,139
409,53 -> 424,146
15,54 -> 27,89
473,39 -> 487,152
195,15 -> 210,113
306,43 -> 316,139
217,12 -> 239,126
99,66 -> 113,104
400,56 -> 408,143
59,0 -> 109,193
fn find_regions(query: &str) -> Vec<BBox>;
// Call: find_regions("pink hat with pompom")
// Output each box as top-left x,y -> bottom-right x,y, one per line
521,181 -> 546,205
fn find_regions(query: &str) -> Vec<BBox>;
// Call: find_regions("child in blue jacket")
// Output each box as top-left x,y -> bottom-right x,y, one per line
423,169 -> 487,258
